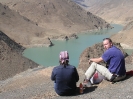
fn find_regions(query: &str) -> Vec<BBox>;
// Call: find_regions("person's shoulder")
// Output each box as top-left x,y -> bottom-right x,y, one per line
111,46 -> 121,51
67,65 -> 76,69
108,46 -> 117,51
53,65 -> 62,69
112,45 -> 119,49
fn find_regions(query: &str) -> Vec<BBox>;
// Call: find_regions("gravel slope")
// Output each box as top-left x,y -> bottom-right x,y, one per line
0,64 -> 133,99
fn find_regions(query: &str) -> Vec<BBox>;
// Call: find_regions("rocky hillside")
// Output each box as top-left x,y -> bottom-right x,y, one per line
0,3 -> 51,48
73,0 -> 133,48
73,0 -> 133,25
0,0 -> 111,47
0,31 -> 38,80
111,21 -> 133,48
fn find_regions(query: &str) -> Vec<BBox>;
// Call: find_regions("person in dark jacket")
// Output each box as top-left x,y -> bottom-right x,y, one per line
51,51 -> 79,96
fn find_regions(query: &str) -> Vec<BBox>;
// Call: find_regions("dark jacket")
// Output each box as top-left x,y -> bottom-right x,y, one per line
51,65 -> 79,96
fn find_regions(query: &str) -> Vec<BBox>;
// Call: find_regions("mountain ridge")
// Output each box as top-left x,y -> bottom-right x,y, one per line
73,0 -> 133,25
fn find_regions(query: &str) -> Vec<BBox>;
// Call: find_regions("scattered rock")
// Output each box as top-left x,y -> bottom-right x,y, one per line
65,36 -> 69,41
48,37 -> 54,47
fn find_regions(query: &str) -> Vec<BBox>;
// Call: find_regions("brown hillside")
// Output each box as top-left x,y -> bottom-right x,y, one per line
0,0 -> 111,47
74,0 -> 133,25
0,31 -> 38,80
74,0 -> 133,48
111,21 -> 133,48
0,3 -> 51,47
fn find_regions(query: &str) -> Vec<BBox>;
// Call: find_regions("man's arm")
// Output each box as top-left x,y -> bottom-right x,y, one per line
89,57 -> 103,64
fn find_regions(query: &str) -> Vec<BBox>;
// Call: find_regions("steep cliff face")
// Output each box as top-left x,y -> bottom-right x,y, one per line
0,0 -> 111,47
74,0 -> 133,24
0,31 -> 38,80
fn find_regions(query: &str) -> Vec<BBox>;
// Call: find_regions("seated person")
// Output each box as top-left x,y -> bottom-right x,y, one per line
83,38 -> 126,86
51,51 -> 79,96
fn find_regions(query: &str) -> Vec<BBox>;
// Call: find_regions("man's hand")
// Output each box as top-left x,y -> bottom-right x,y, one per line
88,59 -> 92,64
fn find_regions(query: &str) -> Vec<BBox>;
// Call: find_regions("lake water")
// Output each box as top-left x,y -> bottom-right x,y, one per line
23,24 -> 123,67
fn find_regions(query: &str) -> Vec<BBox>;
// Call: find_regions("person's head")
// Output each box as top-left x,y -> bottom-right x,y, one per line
59,51 -> 69,66
103,38 -> 113,50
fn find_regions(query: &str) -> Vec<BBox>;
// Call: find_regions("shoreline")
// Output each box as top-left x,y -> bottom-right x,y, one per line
22,26 -> 113,48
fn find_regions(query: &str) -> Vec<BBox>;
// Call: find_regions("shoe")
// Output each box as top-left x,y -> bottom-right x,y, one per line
82,79 -> 92,88
110,74 -> 117,82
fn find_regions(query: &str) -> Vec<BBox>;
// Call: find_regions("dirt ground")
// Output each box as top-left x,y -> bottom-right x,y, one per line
0,64 -> 133,99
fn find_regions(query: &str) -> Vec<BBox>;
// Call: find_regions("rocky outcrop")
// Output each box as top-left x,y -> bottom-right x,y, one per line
48,37 -> 54,47
78,42 -> 128,72
0,31 -> 25,52
0,31 -> 38,81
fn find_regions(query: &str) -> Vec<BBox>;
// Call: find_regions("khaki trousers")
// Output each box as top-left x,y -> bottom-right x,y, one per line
85,62 -> 126,82
85,62 -> 113,81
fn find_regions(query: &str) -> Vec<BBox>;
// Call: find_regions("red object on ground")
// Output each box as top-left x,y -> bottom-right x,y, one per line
79,83 -> 83,94
126,70 -> 133,75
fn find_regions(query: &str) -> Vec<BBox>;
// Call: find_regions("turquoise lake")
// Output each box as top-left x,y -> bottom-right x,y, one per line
23,24 -> 123,67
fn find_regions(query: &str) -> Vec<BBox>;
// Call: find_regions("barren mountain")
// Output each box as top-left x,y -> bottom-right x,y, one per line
73,0 -> 133,25
0,3 -> 51,48
73,0 -> 133,48
0,0 -> 111,47
111,21 -> 133,48
0,31 -> 38,80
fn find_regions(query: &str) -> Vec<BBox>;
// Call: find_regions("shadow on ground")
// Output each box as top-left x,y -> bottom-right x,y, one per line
83,86 -> 98,94
72,86 -> 98,96
112,70 -> 133,84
